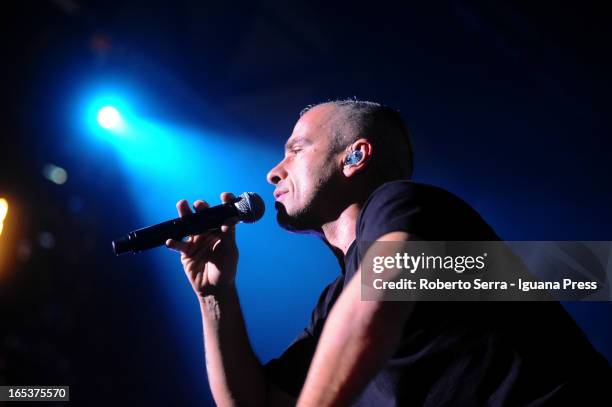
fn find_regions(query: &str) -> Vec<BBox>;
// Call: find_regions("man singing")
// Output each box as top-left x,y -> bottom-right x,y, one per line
166,100 -> 611,406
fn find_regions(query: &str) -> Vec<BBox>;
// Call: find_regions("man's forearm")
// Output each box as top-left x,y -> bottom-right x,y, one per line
200,284 -> 266,407
296,275 -> 409,406
297,233 -> 414,406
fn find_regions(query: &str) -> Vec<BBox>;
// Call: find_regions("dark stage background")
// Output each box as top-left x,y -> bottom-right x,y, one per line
1,1 -> 611,405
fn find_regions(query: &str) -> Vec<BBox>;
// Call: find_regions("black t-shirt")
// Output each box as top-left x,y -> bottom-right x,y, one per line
265,180 -> 611,406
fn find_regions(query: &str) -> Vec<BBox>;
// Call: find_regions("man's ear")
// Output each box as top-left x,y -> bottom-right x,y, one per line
342,139 -> 372,178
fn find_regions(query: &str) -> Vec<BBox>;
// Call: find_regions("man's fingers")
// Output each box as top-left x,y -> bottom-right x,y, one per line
166,238 -> 190,253
176,199 -> 193,218
220,192 -> 235,203
220,217 -> 239,233
220,192 -> 238,236
176,194 -> 236,239
193,200 -> 209,212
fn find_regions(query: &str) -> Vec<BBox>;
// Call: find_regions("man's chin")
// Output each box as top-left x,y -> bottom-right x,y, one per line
274,202 -> 312,233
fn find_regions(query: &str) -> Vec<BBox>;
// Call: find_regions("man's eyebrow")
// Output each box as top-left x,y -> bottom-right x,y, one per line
285,137 -> 312,151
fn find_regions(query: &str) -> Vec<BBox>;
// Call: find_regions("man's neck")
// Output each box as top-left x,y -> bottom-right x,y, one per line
320,202 -> 362,257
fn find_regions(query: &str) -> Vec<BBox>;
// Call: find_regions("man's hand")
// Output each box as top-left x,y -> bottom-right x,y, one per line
165,192 -> 294,407
165,192 -> 239,298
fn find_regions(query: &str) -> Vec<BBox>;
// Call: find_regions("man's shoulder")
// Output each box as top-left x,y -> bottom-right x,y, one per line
364,180 -> 466,210
358,180 -> 500,241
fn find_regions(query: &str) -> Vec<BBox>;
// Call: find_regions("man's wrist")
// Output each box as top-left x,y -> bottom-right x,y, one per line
198,283 -> 237,320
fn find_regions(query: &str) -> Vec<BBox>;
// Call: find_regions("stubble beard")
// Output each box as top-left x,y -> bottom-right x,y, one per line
275,187 -> 324,234
275,167 -> 337,234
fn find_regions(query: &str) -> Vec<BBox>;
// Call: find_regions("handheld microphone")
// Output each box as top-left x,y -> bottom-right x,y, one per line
112,192 -> 265,255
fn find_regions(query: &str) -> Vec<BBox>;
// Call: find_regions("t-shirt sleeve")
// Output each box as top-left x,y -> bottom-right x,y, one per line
263,275 -> 343,397
262,328 -> 317,397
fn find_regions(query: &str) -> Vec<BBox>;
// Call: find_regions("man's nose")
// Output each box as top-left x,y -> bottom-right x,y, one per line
266,160 -> 286,185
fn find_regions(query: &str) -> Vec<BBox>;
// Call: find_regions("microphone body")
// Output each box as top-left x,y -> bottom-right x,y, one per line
112,192 -> 264,255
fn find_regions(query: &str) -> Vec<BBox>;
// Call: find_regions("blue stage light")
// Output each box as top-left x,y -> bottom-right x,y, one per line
73,83 -> 334,378
97,106 -> 122,129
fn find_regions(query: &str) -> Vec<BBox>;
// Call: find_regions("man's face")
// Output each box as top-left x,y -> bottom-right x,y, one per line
267,105 -> 343,232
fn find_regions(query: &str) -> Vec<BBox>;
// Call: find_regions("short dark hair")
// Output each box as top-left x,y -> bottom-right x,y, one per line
301,99 -> 414,184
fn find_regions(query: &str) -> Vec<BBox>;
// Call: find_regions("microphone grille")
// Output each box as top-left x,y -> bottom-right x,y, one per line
235,192 -> 265,223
